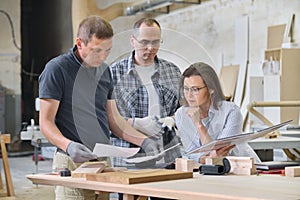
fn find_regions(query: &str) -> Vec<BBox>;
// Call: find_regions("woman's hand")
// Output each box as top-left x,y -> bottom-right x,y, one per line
186,107 -> 202,126
199,144 -> 235,164
186,107 -> 211,144
212,144 -> 235,157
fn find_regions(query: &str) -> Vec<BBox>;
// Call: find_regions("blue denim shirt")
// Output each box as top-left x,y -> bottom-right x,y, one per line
175,101 -> 261,163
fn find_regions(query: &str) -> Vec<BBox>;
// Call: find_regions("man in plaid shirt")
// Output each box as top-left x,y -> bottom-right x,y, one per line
110,18 -> 182,167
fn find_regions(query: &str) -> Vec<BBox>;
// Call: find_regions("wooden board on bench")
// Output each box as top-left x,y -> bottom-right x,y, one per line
86,169 -> 193,184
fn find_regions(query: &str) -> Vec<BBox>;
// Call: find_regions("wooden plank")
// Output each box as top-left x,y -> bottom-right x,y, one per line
219,65 -> 239,101
267,24 -> 286,49
26,173 -> 300,199
280,48 -> 300,125
86,169 -> 193,184
234,15 -> 249,107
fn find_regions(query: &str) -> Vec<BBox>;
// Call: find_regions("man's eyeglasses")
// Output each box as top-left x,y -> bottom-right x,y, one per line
133,35 -> 163,47
183,86 -> 207,95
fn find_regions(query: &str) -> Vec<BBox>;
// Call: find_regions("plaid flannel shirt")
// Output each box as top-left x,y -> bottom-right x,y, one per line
110,51 -> 182,166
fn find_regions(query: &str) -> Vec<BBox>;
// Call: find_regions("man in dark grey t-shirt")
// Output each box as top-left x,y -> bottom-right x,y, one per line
39,16 -> 162,200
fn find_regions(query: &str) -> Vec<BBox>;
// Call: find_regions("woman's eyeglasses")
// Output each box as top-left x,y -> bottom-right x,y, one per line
183,86 -> 207,95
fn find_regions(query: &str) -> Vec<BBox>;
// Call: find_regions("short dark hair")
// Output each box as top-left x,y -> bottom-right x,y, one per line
77,16 -> 113,45
181,62 -> 225,109
133,18 -> 161,36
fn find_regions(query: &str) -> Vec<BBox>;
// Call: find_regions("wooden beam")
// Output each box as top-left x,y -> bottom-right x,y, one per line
0,134 -> 14,196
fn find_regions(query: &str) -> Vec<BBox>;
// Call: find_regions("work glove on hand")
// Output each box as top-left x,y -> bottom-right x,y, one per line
133,116 -> 164,139
158,117 -> 175,130
66,141 -> 97,163
141,138 -> 164,159
134,138 -> 164,168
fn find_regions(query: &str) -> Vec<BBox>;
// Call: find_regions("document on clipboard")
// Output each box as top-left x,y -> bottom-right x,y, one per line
186,120 -> 292,155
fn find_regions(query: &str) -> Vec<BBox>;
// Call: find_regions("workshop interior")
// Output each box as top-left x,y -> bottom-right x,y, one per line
0,0 -> 300,199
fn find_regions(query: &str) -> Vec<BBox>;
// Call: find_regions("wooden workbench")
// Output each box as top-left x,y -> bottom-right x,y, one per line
27,172 -> 300,200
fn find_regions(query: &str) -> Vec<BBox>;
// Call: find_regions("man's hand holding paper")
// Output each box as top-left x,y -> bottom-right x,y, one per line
124,143 -> 181,165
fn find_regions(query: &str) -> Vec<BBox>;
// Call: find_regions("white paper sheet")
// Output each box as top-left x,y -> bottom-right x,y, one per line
93,143 -> 140,158
124,143 -> 181,164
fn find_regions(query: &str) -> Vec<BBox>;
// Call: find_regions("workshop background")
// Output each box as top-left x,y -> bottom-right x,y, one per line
1,0 -> 300,142
0,0 -> 300,199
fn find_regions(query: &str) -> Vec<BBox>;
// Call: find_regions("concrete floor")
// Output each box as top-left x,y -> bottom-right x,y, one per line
1,154 -> 119,199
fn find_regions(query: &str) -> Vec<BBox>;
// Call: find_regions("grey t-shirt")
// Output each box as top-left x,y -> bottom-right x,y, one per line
39,46 -> 114,150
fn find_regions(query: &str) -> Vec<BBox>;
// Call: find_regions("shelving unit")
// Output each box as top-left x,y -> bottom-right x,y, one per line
263,48 -> 300,125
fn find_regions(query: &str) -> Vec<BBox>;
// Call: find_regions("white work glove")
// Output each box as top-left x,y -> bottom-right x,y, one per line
158,117 -> 175,130
133,116 -> 163,139
66,141 -> 97,163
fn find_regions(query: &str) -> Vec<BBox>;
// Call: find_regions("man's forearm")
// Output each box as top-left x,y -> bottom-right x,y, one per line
109,116 -> 146,146
40,120 -> 71,152
107,100 -> 147,146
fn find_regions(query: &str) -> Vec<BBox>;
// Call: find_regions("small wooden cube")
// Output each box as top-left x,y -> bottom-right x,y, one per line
285,166 -> 300,177
175,158 -> 194,172
205,157 -> 224,165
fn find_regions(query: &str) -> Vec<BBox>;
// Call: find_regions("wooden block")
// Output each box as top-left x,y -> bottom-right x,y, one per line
71,161 -> 106,178
285,166 -> 300,177
206,157 -> 254,167
230,166 -> 256,175
226,157 -> 254,169
86,169 -> 193,184
175,158 -> 194,172
205,157 -> 257,175
226,157 -> 256,175
205,157 -> 224,165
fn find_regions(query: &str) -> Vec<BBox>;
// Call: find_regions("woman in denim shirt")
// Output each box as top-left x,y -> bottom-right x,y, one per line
175,62 -> 261,164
